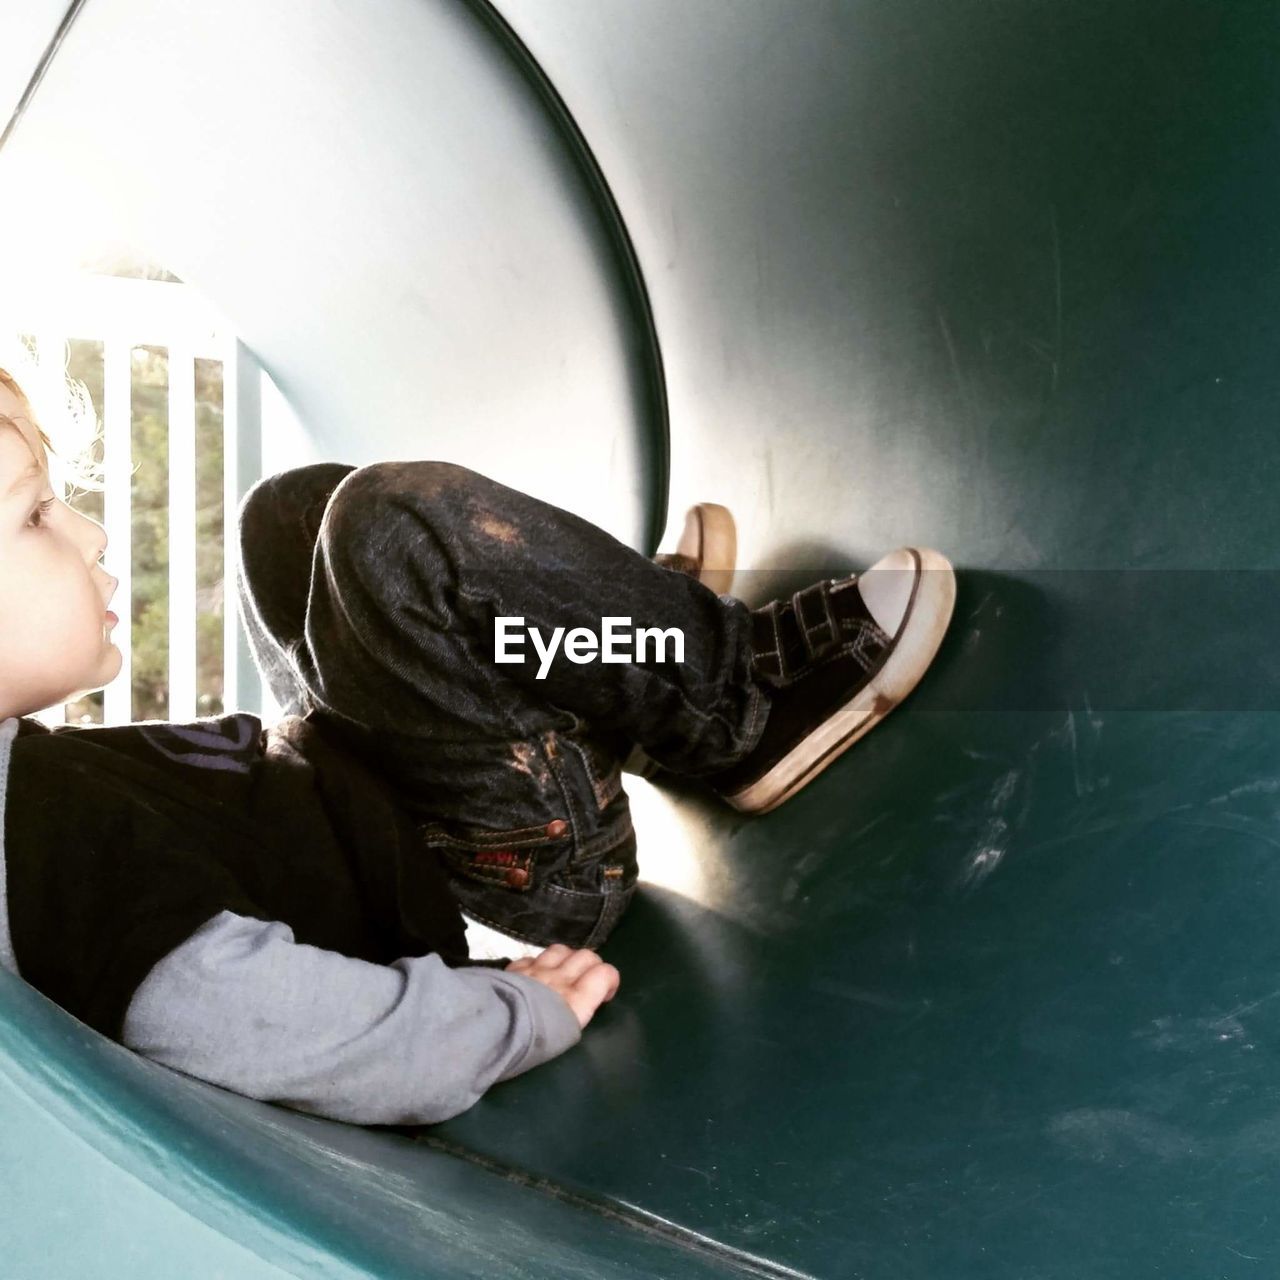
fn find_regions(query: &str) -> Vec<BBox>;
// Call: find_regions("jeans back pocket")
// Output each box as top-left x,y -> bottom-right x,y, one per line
416,815 -> 573,892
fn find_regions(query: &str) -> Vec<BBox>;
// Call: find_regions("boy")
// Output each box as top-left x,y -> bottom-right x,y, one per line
0,357 -> 954,1126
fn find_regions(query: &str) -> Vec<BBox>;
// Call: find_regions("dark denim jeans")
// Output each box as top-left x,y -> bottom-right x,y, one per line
235,460 -> 770,951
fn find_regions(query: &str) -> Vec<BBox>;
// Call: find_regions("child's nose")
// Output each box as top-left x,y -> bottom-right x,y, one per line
78,508 -> 109,561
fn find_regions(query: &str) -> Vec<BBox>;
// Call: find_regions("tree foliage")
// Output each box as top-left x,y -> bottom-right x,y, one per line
63,335 -> 226,725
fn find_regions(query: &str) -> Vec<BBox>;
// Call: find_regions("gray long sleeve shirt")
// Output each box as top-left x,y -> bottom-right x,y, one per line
0,713 -> 582,1126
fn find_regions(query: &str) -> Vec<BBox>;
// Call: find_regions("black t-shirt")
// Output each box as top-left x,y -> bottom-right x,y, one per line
3,709 -> 473,1041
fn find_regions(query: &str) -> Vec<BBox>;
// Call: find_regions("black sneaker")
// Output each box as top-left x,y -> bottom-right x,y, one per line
699,547 -> 956,813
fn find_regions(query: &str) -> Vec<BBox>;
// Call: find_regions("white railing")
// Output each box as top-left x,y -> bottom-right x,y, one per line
12,272 -> 266,728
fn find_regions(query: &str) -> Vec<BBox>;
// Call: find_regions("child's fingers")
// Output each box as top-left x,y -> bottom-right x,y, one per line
560,963 -> 621,1028
574,960 -> 620,1005
506,947 -> 620,1027
552,948 -> 608,984
508,944 -> 589,975
533,943 -> 574,967
508,945 -> 620,1014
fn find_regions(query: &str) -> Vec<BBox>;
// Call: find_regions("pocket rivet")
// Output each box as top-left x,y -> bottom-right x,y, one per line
505,867 -> 530,888
545,818 -> 569,838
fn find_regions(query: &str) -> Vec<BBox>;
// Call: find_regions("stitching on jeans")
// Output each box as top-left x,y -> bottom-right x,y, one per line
440,849 -> 538,890
560,734 -> 622,812
440,586 -> 541,744
454,820 -> 635,946
457,899 -> 546,945
314,484 -> 537,741
642,638 -> 758,742
589,879 -> 632,952
418,818 -> 557,843
459,572 -> 750,757
737,677 -> 766,754
459,578 -> 732,743
427,829 -> 563,851
578,741 -> 602,799
542,880 -> 612,902
665,588 -> 783,742
538,720 -> 588,883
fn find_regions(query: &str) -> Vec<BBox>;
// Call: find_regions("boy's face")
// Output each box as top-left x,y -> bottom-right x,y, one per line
0,382 -> 121,720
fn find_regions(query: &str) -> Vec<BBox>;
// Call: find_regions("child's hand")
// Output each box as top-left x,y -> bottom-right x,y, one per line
505,943 -> 620,1029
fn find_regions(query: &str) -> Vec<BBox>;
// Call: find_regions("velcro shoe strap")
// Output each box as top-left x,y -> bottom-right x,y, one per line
750,577 -> 893,685
792,581 -> 839,659
749,581 -> 844,684
749,603 -> 785,682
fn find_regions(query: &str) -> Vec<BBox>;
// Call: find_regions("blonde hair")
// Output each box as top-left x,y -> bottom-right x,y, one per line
0,333 -> 105,496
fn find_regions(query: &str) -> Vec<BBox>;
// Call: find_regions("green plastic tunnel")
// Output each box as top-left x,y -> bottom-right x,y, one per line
2,1 -> 1279,1276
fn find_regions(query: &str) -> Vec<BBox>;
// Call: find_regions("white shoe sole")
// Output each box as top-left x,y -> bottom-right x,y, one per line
680,502 -> 737,597
721,547 -> 957,815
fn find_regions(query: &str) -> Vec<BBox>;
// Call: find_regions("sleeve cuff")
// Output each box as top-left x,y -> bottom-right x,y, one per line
492,970 -> 582,1081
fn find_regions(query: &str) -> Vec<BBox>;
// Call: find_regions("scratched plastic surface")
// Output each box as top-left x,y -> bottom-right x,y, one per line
431,2 -> 1280,1277
3,0 -> 1280,1277
0,967 -> 744,1280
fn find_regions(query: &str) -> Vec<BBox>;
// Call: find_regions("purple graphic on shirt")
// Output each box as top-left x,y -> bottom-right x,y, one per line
137,715 -> 259,773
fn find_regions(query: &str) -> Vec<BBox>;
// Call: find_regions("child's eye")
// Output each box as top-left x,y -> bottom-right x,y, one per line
26,497 -> 56,529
